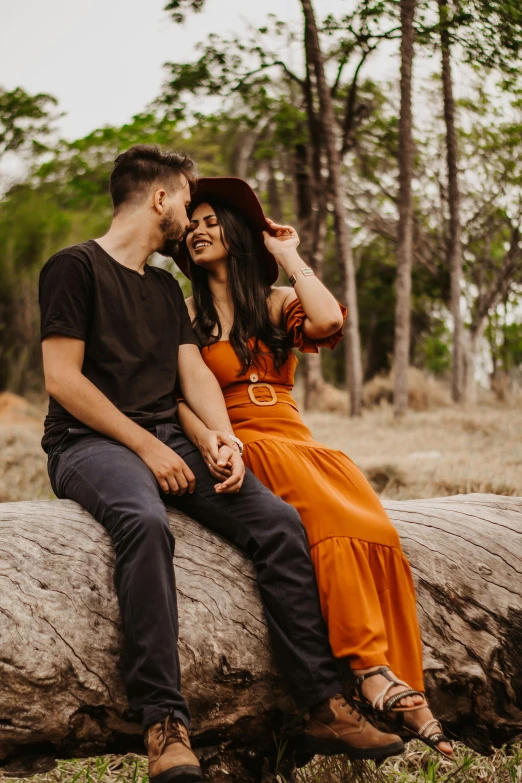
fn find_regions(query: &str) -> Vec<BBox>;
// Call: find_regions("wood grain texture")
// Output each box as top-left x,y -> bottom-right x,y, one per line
387,494 -> 522,751
1,494 -> 521,775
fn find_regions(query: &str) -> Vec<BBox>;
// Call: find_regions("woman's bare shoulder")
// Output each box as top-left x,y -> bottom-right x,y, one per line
268,286 -> 297,326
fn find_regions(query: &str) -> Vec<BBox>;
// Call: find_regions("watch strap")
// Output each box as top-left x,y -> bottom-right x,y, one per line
228,434 -> 244,457
289,267 -> 315,287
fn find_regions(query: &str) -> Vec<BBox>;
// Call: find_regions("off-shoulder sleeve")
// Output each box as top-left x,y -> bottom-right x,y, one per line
284,298 -> 347,353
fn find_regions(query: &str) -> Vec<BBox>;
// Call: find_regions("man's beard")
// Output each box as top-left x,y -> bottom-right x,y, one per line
157,209 -> 186,258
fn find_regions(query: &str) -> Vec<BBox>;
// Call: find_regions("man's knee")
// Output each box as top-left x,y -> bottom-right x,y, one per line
261,495 -> 309,553
109,503 -> 174,547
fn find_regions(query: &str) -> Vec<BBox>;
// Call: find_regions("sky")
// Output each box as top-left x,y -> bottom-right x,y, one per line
1,0 -> 353,142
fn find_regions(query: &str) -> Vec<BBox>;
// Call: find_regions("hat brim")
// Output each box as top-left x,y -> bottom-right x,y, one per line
174,177 -> 280,286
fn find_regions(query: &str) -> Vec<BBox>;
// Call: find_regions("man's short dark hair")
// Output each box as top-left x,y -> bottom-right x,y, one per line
110,145 -> 197,212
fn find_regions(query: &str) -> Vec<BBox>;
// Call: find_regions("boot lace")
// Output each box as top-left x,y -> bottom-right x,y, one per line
334,693 -> 362,723
151,714 -> 190,753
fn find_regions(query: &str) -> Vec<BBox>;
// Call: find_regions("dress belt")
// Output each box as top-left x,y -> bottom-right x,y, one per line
223,381 -> 296,408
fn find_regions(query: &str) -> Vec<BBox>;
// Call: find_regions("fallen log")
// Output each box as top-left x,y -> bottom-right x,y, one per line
1,494 -> 521,780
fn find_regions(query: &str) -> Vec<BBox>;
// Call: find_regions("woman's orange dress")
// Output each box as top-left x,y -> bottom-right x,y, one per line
201,299 -> 424,691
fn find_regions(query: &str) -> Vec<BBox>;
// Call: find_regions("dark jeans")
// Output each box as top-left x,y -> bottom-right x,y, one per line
47,421 -> 342,731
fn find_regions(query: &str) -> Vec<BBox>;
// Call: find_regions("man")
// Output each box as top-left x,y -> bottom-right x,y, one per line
39,144 -> 403,783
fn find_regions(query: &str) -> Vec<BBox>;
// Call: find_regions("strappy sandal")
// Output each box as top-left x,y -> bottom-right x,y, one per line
402,717 -> 453,759
354,667 -> 452,760
354,667 -> 425,714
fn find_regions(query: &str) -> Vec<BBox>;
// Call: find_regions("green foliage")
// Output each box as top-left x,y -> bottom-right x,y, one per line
164,0 -> 206,25
0,110 -> 231,392
486,307 -> 522,375
160,15 -> 305,128
1,1 -> 522,396
417,0 -> 522,79
414,319 -> 452,375
0,86 -> 60,161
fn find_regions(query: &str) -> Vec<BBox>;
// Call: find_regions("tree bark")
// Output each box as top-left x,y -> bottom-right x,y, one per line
394,0 -> 416,417
2,494 -> 522,778
266,158 -> 283,225
462,325 -> 484,404
292,141 -> 327,411
301,0 -> 363,416
439,0 -> 464,403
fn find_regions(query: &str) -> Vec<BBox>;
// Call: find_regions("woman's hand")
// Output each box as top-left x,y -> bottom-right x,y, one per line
196,429 -> 233,480
196,429 -> 245,493
214,448 -> 245,494
262,218 -> 300,263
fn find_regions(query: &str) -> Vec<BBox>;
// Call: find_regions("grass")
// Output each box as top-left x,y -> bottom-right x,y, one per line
1,743 -> 522,783
1,390 -> 522,781
0,755 -> 149,783
302,402 -> 522,500
297,742 -> 522,783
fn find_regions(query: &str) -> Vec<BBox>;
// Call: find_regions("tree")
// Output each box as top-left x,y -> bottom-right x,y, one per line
437,0 -> 464,402
456,79 -> 522,399
0,112 -> 227,392
393,0 -> 416,416
0,86 -> 59,164
300,0 -> 365,416
161,3 -> 403,414
419,0 -> 522,402
463,213 -> 522,401
3,494 -> 522,778
486,306 -> 522,400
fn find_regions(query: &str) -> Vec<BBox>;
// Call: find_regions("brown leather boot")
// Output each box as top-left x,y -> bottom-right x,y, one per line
304,693 -> 405,760
144,714 -> 203,782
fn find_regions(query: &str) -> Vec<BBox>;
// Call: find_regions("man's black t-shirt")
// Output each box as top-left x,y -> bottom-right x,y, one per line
39,240 -> 198,453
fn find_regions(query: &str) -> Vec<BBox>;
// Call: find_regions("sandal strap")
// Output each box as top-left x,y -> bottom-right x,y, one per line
355,666 -> 392,685
418,718 -> 443,739
373,676 -> 412,711
354,667 -> 390,703
354,668 -> 424,713
384,688 -> 426,712
373,679 -> 402,710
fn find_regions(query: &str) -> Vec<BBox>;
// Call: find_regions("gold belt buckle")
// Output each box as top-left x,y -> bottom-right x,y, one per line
248,382 -> 278,406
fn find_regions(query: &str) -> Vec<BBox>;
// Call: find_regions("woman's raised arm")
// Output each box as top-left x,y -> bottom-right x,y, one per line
264,220 -> 344,339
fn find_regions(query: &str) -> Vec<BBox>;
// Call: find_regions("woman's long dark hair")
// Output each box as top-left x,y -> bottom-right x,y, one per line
188,196 -> 292,374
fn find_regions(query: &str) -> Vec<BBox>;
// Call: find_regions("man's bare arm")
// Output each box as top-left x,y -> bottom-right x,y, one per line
42,335 -> 195,495
177,344 -> 236,433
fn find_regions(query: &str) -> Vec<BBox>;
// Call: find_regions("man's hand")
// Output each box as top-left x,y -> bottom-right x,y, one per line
137,433 -> 196,495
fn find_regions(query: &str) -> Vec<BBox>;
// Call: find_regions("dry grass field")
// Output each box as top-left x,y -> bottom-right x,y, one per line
2,389 -> 521,505
304,402 -> 522,500
1,388 -> 521,782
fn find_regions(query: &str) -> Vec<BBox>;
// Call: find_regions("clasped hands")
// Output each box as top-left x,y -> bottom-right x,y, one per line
196,429 -> 245,493
137,429 -> 245,496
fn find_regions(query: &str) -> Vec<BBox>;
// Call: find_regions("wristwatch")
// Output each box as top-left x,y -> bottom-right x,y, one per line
228,434 -> 244,457
289,267 -> 315,287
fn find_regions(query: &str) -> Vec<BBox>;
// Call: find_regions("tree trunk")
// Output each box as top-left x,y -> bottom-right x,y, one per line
292,142 -> 327,410
2,495 -> 522,778
232,128 -> 259,179
301,0 -> 363,416
393,0 -> 416,417
439,0 -> 464,403
266,158 -> 283,225
302,353 -> 326,410
463,324 -> 484,404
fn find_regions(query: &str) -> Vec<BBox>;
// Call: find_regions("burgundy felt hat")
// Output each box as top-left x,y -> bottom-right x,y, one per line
174,176 -> 280,285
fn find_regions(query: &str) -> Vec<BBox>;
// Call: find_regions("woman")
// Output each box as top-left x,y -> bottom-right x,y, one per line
175,177 -> 452,758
